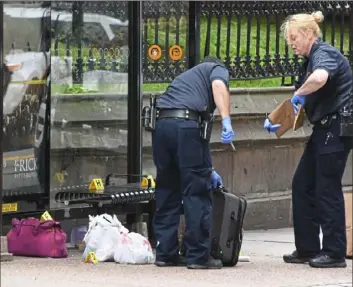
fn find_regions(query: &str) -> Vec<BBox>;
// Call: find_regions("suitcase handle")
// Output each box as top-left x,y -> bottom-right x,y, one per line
215,185 -> 228,193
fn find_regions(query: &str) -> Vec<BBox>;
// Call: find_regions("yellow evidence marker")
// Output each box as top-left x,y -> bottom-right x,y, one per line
89,178 -> 104,193
140,175 -> 156,188
40,211 -> 53,222
84,252 -> 99,264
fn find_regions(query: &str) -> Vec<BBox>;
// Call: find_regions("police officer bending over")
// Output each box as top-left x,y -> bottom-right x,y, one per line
264,11 -> 353,268
150,56 -> 235,269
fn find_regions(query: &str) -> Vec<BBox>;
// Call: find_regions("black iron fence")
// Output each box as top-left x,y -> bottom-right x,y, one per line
143,1 -> 353,83
49,1 -> 353,84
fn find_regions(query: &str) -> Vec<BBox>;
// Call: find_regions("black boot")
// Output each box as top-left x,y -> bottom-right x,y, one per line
283,250 -> 317,264
155,256 -> 187,267
187,258 -> 223,270
309,254 -> 347,268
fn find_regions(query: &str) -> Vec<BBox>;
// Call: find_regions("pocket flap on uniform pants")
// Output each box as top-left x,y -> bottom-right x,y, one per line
178,124 -> 204,168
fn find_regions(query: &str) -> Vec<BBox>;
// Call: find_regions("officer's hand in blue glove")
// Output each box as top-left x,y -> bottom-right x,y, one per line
290,94 -> 306,114
211,169 -> 223,189
263,118 -> 281,133
221,117 -> 235,144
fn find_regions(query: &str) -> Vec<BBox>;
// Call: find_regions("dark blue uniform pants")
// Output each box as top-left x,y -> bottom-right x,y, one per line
292,118 -> 352,258
152,118 -> 212,265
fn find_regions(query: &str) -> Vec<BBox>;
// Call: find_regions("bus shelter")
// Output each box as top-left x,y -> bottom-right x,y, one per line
0,1 -> 200,236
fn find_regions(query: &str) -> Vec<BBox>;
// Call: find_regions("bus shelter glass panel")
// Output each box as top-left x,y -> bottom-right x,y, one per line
50,2 -> 129,208
141,1 -> 189,178
2,2 -> 51,198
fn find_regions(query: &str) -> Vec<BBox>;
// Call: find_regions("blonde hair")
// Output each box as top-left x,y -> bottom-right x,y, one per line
281,11 -> 324,41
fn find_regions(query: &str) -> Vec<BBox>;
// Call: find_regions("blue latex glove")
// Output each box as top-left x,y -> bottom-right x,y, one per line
263,118 -> 281,133
211,169 -> 223,189
221,117 -> 235,144
291,94 -> 306,114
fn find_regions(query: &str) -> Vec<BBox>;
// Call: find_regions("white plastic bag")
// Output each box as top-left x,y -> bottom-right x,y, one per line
83,214 -> 128,262
114,232 -> 154,264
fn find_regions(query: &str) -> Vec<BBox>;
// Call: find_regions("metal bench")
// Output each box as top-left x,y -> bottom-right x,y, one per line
54,173 -> 156,244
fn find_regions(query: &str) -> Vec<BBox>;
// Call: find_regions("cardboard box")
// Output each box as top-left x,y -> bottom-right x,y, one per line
344,191 -> 352,258
268,99 -> 304,138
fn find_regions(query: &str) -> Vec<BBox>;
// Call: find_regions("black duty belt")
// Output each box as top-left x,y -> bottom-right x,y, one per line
156,109 -> 201,122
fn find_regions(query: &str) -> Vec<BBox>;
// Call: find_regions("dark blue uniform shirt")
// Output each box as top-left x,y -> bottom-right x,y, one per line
156,62 -> 230,113
298,40 -> 353,123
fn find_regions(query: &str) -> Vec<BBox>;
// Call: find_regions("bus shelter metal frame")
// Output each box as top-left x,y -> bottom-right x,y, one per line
0,1 -> 201,236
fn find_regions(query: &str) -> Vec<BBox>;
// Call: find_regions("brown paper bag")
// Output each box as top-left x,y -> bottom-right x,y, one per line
344,191 -> 352,258
268,99 -> 304,138
293,105 -> 305,131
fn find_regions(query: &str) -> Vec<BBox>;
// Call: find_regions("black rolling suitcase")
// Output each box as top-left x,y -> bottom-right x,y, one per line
210,185 -> 247,267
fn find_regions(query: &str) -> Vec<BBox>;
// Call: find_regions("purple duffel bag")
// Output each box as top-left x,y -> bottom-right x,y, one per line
7,217 -> 68,258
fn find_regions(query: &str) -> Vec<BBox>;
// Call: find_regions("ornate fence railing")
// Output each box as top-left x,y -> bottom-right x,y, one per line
47,1 -> 353,84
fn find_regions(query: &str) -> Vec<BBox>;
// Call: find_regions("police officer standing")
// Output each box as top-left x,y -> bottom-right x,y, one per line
264,11 -> 353,268
150,56 -> 235,269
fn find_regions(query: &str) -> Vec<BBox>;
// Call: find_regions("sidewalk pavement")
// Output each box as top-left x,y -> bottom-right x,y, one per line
1,228 -> 352,287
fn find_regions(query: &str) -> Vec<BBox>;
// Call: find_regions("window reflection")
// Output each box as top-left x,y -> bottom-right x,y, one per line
2,2 -> 130,204
50,2 -> 129,208
2,2 -> 50,196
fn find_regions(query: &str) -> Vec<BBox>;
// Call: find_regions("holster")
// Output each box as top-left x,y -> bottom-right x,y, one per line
200,111 -> 215,142
339,100 -> 353,137
142,94 -> 157,132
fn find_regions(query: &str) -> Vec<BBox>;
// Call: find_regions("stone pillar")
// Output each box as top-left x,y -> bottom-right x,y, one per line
1,236 -> 13,262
